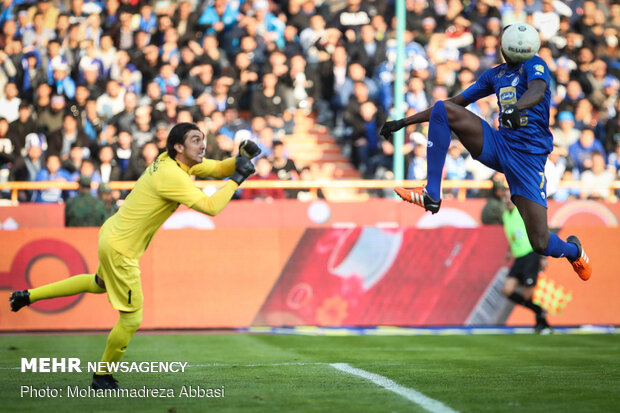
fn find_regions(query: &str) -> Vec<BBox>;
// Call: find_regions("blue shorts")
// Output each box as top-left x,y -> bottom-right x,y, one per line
475,119 -> 548,208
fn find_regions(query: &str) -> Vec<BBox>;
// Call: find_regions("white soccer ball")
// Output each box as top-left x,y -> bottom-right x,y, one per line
501,23 -> 541,62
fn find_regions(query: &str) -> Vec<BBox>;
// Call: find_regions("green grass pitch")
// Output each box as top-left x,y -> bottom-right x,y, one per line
1,333 -> 619,412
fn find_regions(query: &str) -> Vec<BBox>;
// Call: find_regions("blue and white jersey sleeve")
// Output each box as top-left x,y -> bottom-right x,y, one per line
523,56 -> 551,86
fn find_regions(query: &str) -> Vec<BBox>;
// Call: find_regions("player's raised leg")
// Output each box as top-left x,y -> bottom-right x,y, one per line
512,195 -> 591,280
9,274 -> 106,312
395,100 -> 485,213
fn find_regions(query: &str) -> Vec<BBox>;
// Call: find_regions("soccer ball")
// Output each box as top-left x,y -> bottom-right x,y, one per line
501,23 -> 541,62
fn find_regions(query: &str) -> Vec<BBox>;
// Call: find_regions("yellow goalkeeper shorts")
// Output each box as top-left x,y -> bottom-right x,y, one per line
96,236 -> 143,312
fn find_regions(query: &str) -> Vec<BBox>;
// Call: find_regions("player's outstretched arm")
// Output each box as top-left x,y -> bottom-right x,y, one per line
189,141 -> 261,178
189,157 -> 237,179
190,157 -> 256,216
380,94 -> 470,141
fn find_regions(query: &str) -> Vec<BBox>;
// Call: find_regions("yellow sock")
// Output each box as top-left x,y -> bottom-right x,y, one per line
29,274 -> 105,303
98,309 -> 143,375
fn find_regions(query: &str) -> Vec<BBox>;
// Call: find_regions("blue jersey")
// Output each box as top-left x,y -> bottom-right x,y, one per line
461,56 -> 553,155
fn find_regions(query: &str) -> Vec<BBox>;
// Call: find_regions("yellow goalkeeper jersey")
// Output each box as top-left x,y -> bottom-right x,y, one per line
100,152 -> 237,258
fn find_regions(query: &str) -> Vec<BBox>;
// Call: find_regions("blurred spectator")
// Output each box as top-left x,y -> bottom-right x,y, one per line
407,142 -> 427,180
65,174 -> 106,226
33,154 -> 71,202
8,102 -> 36,154
198,0 -> 239,50
574,98 -> 606,144
130,105 -> 155,148
113,130 -> 135,179
552,111 -> 580,151
10,133 -> 46,202
532,0 -> 561,41
545,145 -> 568,199
37,94 -> 66,135
240,155 -> 285,201
580,152 -> 615,200
123,141 -> 158,181
98,182 -> 118,221
62,144 -> 85,176
295,165 -> 325,202
109,91 -> 137,134
502,0 -> 528,26
331,0 -> 371,36
443,140 -> 468,198
51,60 -> 76,99
0,50 -> 18,101
251,72 -> 286,128
481,178 -> 507,225
269,140 -> 299,198
556,80 -> 584,114
96,79 -> 125,120
96,144 -> 121,183
27,0 -> 60,31
47,112 -> 91,160
0,82 -> 20,122
568,128 -> 606,173
348,24 -> 386,78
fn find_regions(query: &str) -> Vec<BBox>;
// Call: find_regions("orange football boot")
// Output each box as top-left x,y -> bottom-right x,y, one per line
394,187 -> 442,214
566,235 -> 592,281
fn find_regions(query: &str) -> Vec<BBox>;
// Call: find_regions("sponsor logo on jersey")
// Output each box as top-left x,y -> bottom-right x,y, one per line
500,91 -> 516,101
534,64 -> 545,73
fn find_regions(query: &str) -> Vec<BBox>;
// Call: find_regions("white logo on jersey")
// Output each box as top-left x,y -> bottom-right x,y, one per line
512,77 -> 519,87
540,191 -> 546,199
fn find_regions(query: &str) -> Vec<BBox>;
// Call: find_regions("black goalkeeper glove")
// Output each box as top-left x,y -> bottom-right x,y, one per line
500,104 -> 521,130
230,156 -> 256,185
380,119 -> 405,141
239,140 -> 261,159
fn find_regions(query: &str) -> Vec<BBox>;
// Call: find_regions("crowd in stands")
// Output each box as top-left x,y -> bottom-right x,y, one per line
0,0 -> 618,211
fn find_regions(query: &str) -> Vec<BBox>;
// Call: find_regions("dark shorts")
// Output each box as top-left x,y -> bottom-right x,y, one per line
475,119 -> 548,208
508,251 -> 542,287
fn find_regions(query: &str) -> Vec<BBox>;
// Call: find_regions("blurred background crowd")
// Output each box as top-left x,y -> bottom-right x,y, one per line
0,0 -> 618,209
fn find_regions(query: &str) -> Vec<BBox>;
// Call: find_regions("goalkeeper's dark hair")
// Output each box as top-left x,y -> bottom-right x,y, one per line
166,122 -> 200,160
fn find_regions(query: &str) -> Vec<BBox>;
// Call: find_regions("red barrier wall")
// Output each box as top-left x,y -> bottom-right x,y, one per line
2,199 -> 619,229
0,225 -> 617,331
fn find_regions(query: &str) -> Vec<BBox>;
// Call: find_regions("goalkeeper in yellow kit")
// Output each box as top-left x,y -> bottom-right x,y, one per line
9,123 -> 260,390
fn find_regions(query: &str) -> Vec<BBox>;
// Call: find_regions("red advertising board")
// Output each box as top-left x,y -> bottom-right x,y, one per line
0,225 -> 616,331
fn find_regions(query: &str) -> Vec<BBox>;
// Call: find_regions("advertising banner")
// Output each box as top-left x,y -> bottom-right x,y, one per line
0,226 -> 617,331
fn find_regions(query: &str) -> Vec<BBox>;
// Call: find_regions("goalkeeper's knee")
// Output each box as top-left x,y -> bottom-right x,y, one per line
119,309 -> 142,334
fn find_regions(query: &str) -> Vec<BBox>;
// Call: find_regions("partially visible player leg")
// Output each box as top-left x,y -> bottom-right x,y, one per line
10,274 -> 106,312
93,309 -> 142,390
512,195 -> 591,280
503,254 -> 548,332
395,101 -> 485,213
522,285 -> 551,333
93,246 -> 143,389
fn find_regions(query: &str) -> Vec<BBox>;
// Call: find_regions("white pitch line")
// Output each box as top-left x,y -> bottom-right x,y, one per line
330,363 -> 458,413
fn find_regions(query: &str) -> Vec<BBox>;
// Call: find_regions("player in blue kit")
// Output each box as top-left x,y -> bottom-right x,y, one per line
380,26 -> 592,281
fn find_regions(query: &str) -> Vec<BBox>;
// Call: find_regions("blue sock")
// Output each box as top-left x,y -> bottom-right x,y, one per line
426,101 -> 451,200
543,232 -> 579,260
